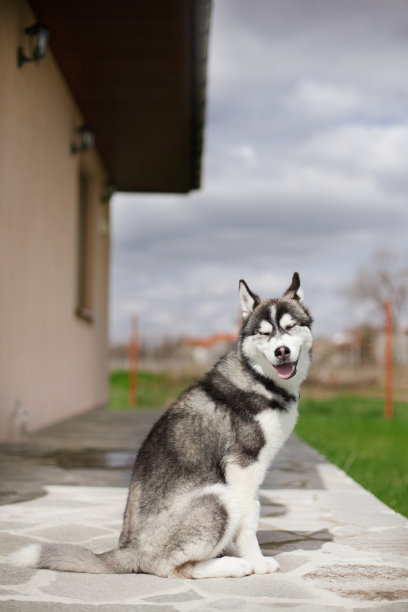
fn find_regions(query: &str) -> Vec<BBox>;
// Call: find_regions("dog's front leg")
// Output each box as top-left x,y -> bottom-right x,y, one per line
234,496 -> 279,574
226,465 -> 279,574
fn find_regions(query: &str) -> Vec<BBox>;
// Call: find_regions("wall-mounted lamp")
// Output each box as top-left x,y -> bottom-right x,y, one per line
100,179 -> 117,203
71,125 -> 95,154
18,22 -> 52,68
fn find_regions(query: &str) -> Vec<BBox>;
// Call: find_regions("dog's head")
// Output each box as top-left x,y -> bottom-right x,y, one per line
239,273 -> 313,387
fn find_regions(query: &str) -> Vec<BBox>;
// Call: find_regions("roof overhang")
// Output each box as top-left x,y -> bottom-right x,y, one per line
29,0 -> 211,193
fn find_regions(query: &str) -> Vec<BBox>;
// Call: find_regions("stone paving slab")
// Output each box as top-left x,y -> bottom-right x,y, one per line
0,408 -> 408,611
0,408 -> 158,505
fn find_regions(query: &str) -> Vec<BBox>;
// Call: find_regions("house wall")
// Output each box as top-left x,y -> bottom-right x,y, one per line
0,0 -> 110,441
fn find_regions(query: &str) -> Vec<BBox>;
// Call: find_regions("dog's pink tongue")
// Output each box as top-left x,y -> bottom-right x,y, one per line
274,363 -> 295,379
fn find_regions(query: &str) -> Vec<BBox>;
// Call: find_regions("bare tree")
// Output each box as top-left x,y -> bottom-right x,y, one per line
347,249 -> 408,330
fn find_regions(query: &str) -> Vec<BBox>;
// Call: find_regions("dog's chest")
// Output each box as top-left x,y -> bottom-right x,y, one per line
225,403 -> 298,495
255,402 -> 298,472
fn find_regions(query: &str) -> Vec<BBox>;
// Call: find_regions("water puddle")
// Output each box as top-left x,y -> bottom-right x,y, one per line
52,450 -> 136,469
5,447 -> 136,469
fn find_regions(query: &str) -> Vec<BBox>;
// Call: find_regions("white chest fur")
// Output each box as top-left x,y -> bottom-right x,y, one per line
255,403 -> 298,477
226,402 -> 299,494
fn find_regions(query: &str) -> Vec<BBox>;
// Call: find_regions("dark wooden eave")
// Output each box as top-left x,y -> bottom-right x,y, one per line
29,0 -> 211,193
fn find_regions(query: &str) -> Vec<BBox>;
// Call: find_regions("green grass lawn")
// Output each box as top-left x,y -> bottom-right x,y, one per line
109,371 -> 408,518
109,370 -> 197,410
296,394 -> 408,518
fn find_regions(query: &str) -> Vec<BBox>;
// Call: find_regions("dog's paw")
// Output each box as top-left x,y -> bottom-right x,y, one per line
220,557 -> 253,578
251,556 -> 279,574
234,558 -> 254,577
184,556 -> 253,579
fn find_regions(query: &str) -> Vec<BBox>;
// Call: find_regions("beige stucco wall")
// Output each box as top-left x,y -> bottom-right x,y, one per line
0,0 -> 110,441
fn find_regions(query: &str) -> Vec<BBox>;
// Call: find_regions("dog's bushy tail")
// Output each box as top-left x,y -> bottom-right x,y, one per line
11,543 -> 137,574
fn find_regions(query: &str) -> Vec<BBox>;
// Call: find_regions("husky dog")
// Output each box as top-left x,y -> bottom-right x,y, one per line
14,273 -> 312,579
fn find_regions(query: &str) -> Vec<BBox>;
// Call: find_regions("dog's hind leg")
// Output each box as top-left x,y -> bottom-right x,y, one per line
175,556 -> 253,579
171,485 -> 249,579
141,484 -> 244,578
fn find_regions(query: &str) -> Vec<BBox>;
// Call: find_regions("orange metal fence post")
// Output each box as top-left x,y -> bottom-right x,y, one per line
384,300 -> 393,419
128,316 -> 138,408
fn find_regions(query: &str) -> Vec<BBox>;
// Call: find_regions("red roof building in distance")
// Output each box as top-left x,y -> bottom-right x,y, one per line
184,332 -> 238,348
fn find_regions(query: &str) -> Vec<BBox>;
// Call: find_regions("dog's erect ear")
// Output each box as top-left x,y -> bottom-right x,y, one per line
283,272 -> 304,302
239,280 -> 260,321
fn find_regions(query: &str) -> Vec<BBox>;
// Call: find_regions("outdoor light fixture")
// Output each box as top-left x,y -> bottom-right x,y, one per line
71,125 -> 95,154
18,22 -> 52,67
100,179 -> 117,203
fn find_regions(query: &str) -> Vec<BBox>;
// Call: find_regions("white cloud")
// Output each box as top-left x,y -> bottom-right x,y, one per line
289,79 -> 362,117
299,123 -> 408,175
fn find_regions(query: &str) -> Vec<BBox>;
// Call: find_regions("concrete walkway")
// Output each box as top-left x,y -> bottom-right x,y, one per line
0,407 -> 407,611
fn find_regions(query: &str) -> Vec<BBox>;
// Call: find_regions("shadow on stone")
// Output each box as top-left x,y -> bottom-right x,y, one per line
259,528 -> 333,554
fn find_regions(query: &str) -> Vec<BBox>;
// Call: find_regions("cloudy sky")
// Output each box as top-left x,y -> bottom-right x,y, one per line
110,0 -> 408,344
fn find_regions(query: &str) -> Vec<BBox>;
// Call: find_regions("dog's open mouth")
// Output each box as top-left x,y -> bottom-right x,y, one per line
274,359 -> 298,380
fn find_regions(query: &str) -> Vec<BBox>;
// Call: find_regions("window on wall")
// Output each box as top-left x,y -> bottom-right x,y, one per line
76,172 -> 94,322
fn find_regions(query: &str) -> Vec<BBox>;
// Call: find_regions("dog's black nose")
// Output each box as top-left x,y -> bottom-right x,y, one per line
275,346 -> 290,360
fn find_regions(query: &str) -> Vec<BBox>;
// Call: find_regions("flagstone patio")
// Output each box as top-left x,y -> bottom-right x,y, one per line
0,407 -> 407,611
